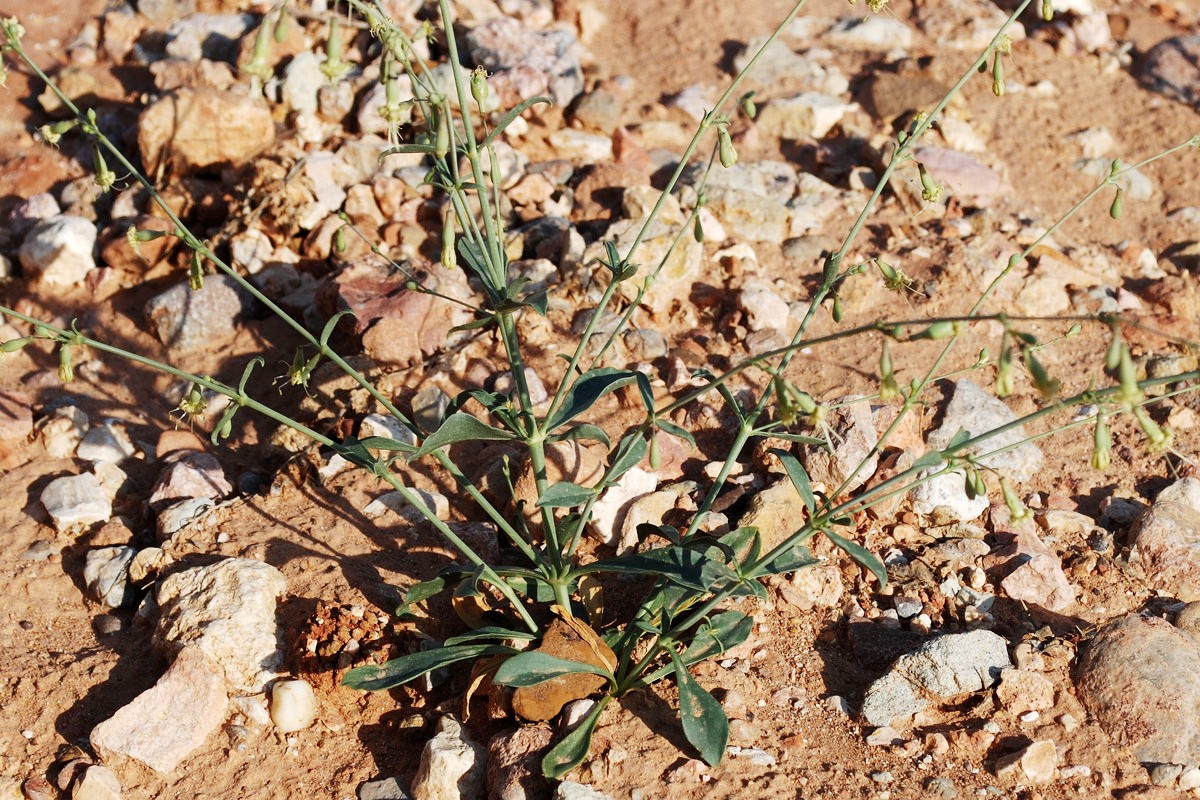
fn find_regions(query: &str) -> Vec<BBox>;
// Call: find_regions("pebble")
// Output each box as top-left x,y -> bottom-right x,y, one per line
149,452 -> 232,506
756,93 -> 856,140
1076,613 -> 1200,766
1181,767 -> 1200,791
39,405 -> 90,458
155,558 -> 287,693
358,777 -> 411,800
1150,763 -> 1183,787
83,546 -> 138,609
825,15 -> 915,49
800,396 -> 879,494
359,414 -> 418,447
737,279 -> 791,334
866,726 -> 904,747
464,17 -> 583,108
90,645 -> 229,774
1138,35 -> 1200,109
994,740 -> 1057,784
870,771 -> 893,784
589,467 -> 658,546
164,13 -> 253,62
1074,157 -> 1153,200
486,726 -> 552,800
40,473 -> 112,533
145,275 -> 255,352
364,489 -> 450,524
70,765 -> 121,800
18,216 -> 98,287
138,89 -> 274,174
860,630 -> 1011,726
281,51 -> 325,117
925,776 -> 958,799
554,783 -> 612,800
1127,477 -> 1200,601
77,423 -> 137,464
93,614 -> 123,636
270,679 -> 318,733
913,147 -> 1008,205
10,192 -> 61,237
411,716 -> 487,800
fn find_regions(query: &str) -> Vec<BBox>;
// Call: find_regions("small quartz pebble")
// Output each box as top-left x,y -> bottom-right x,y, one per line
41,473 -> 112,533
270,679 -> 318,733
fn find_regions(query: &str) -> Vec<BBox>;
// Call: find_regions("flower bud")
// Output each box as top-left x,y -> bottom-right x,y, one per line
1105,332 -> 1122,371
717,125 -> 737,168
58,344 -> 74,383
333,225 -> 347,254
649,434 -> 661,470
470,67 -> 490,109
918,163 -> 942,204
991,54 -> 1005,97
1091,414 -> 1111,471
1026,350 -> 1060,399
1117,344 -> 1142,406
1,336 -> 34,352
1109,186 -> 1124,219
914,320 -> 955,340
1001,478 -> 1031,522
1041,0 -> 1053,20
995,343 -> 1014,398
740,92 -> 757,119
693,216 -> 704,243
1133,406 -> 1172,453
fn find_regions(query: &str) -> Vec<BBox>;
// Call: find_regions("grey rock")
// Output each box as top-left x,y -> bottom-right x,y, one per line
756,93 -> 856,140
1077,613 -> 1200,766
71,765 -> 121,800
18,215 -> 97,287
553,784 -> 611,800
90,645 -> 228,773
860,630 -> 1011,726
464,18 -> 583,108
411,716 -> 487,800
10,192 -> 60,237
359,777 -> 411,800
77,423 -> 137,464
925,777 -> 958,799
39,404 -> 89,458
1150,763 -> 1183,787
145,275 -> 254,352
155,558 -> 287,693
1181,767 -> 1200,791
1128,477 -> 1200,601
412,386 -> 451,433
165,13 -> 253,62
41,473 -> 112,533
800,396 -> 879,494
570,88 -> 622,134
360,414 -> 418,447
738,279 -> 791,334
1138,35 -> 1200,109
623,328 -> 668,360
156,497 -> 215,541
83,546 -> 138,609
149,452 -> 232,507
487,726 -> 553,800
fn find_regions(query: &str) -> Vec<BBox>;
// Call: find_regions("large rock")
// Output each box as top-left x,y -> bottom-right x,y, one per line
145,275 -> 255,352
40,473 -> 112,533
18,215 -> 97,287
90,645 -> 228,773
138,89 -> 274,174
1128,477 -> 1200,601
1076,613 -> 1200,767
154,558 -> 287,693
860,630 -> 1011,726
1138,35 -> 1200,109
463,17 -> 583,109
411,716 -> 487,800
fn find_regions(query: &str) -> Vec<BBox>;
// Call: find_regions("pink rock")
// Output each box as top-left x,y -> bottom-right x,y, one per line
149,451 -> 231,506
1128,477 -> 1200,601
0,389 -> 32,441
986,509 -> 1075,612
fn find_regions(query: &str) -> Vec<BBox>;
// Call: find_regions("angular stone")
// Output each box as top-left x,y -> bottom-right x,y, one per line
464,18 -> 583,109
801,396 -> 879,494
860,630 -> 1011,726
77,423 -> 136,464
739,478 -> 809,552
41,473 -> 112,533
553,783 -> 611,800
1138,35 -> 1200,109
995,668 -> 1056,716
1077,613 -> 1200,766
40,405 -> 90,458
358,777 -> 411,800
738,279 -> 791,334
1127,477 -> 1200,601
825,15 -> 915,49
18,215 -> 97,287
411,716 -> 487,800
71,765 -> 121,800
511,618 -> 615,722
90,645 -> 227,773
588,468 -> 657,547
84,546 -> 138,609
0,389 -> 33,442
155,558 -> 287,693
487,726 -> 553,800
164,13 -> 252,62
913,147 -> 1008,205
756,93 -> 856,140
145,275 -> 255,352
995,740 -> 1057,784
138,89 -> 274,175
149,451 -> 232,506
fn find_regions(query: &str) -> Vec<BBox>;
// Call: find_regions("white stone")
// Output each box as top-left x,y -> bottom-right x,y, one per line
554,782 -> 612,800
270,679 -> 318,733
547,129 -> 612,162
364,489 -> 450,523
910,470 -> 989,528
155,558 -> 287,693
1075,157 -> 1153,200
298,152 -> 349,230
93,462 -> 128,500
825,15 -> 914,49
77,422 -> 137,463
84,546 -> 137,609
41,473 -> 112,532
411,716 -> 486,800
589,467 -> 659,547
739,280 -> 791,333
757,93 -> 856,140
18,215 -> 97,287
40,404 -> 90,457
359,414 -> 418,447
72,765 -> 122,800
281,51 -> 324,117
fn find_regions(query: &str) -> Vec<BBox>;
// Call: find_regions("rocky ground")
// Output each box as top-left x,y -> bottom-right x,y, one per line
3,0 -> 1200,799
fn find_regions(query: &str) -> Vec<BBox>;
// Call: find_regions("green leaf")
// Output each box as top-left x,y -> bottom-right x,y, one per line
759,431 -> 826,446
412,412 -> 516,458
546,368 -> 638,433
716,526 -> 761,565
756,541 -> 817,575
536,481 -> 596,509
679,611 -> 753,666
695,368 -> 746,422
823,528 -> 887,587
945,427 -> 972,452
396,576 -> 448,617
493,651 -> 613,687
670,650 -> 729,766
380,143 -> 436,157
655,419 -> 695,447
550,424 -> 611,448
602,431 -> 649,488
912,450 -> 945,471
330,437 -> 381,471
357,435 -> 417,454
543,695 -> 610,779
481,95 -> 553,149
770,448 -> 815,512
580,547 -> 713,590
443,626 -> 538,646
342,644 -> 515,691
449,314 -> 497,334
635,372 -> 655,414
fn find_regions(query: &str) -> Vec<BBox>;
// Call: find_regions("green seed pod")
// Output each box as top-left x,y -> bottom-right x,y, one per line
189,251 -> 204,291
1041,0 -> 1053,20
434,111 -> 450,158
991,55 -> 1005,97
1,336 -> 34,353
693,216 -> 704,243
740,92 -> 757,119
1117,344 -> 1142,406
649,434 -> 661,470
1001,478 -> 1030,522
1105,332 -> 1122,371
995,343 -> 1014,398
470,67 -> 490,109
964,465 -> 986,499
333,225 -> 348,254
918,163 -> 942,204
832,294 -> 844,323
1109,186 -> 1124,219
915,320 -> 955,340
793,389 -> 818,416
405,280 -> 418,292
878,340 -> 900,401
274,8 -> 288,42
717,125 -> 737,168
1025,350 -> 1061,399
93,147 -> 117,193
58,344 -> 74,384
1091,414 -> 1111,471
1066,323 -> 1082,337
1133,405 -> 1172,453
441,212 -> 456,269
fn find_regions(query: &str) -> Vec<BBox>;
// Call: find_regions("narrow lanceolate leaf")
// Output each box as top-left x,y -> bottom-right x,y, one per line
492,651 -> 614,688
536,481 -> 596,509
443,626 -> 538,646
396,576 -> 448,617
770,448 -> 815,512
655,419 -> 695,447
602,431 -> 649,488
670,651 -> 729,767
823,528 -> 887,587
911,449 -> 946,471
543,695 -> 611,779
342,644 -> 515,691
580,547 -> 712,590
482,95 -> 552,148
679,611 -> 754,666
411,412 -> 516,458
756,541 -> 818,576
550,423 -> 611,447
546,368 -> 638,433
